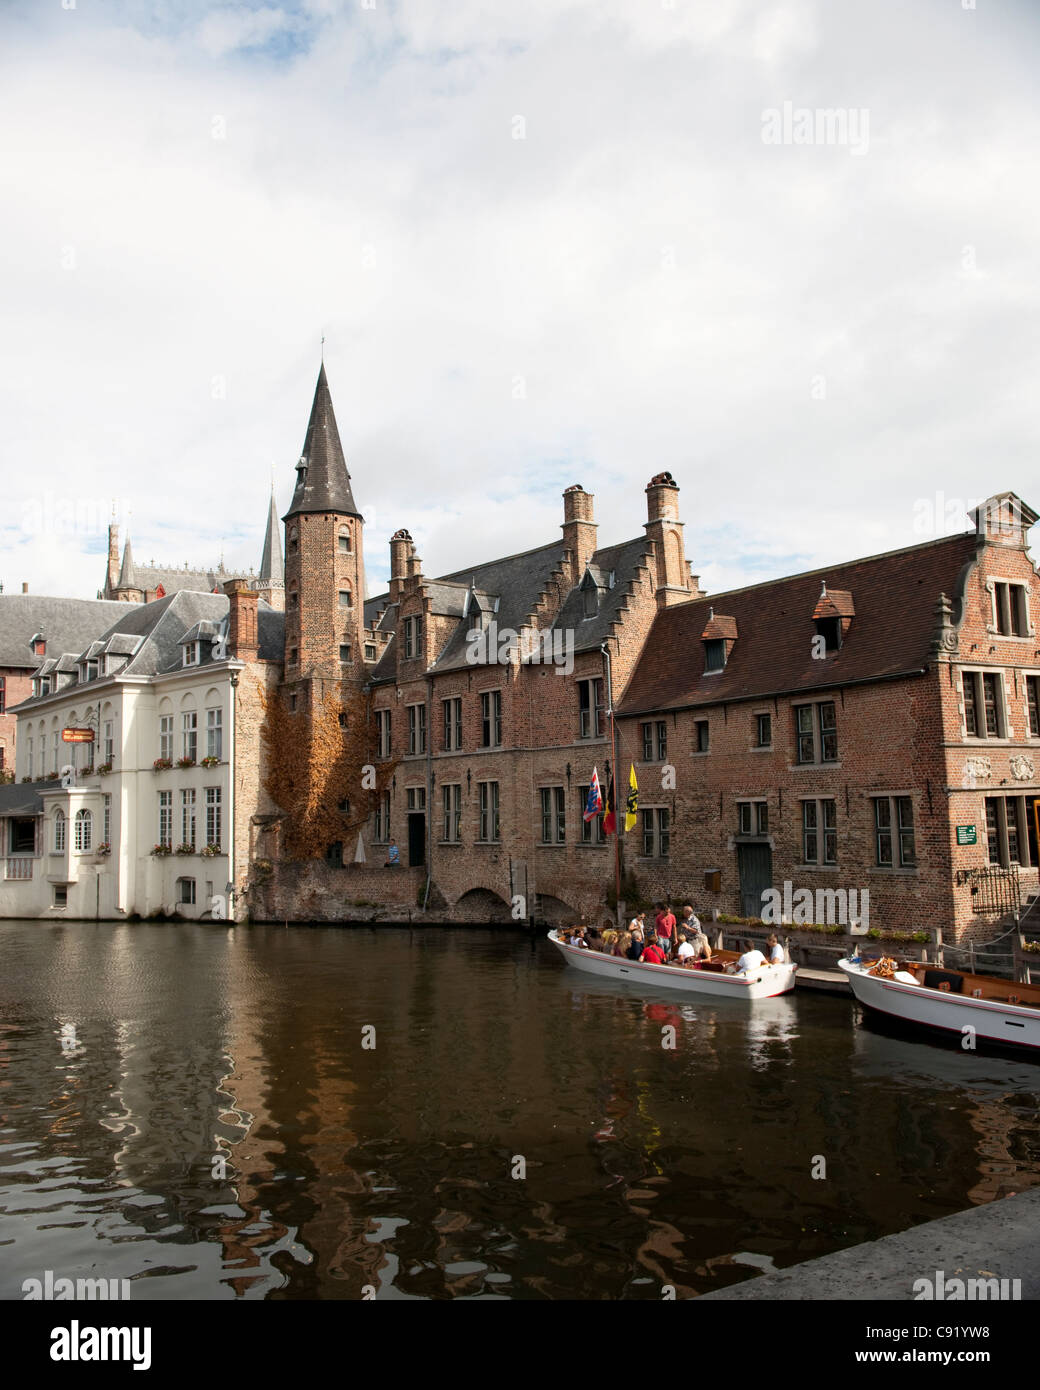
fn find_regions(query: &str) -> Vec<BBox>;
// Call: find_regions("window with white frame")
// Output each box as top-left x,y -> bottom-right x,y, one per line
27,737 -> 33,780
1028,676 -> 1040,738
442,783 -> 461,842
205,787 -> 222,848
181,788 -> 196,849
183,641 -> 201,667
991,581 -> 1028,637
540,786 -> 566,843
206,707 -> 222,760
178,877 -> 196,905
158,791 -> 172,848
376,709 -> 392,759
481,690 -> 501,748
874,796 -> 916,868
403,615 -> 422,659
737,800 -> 769,836
641,807 -> 670,858
754,712 -> 772,748
374,789 -> 391,842
54,808 -> 66,852
478,781 -> 499,842
641,721 -> 667,761
577,677 -> 605,739
102,720 -> 114,764
74,809 -> 92,852
962,670 -> 1006,738
159,715 -> 173,761
103,794 -> 111,845
794,701 -> 838,764
407,703 -> 426,755
801,799 -> 836,865
182,711 -> 197,761
443,697 -> 462,751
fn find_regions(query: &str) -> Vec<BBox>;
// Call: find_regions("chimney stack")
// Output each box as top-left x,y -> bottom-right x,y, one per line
22,582 -> 29,594
562,485 -> 597,584
390,529 -> 413,601
644,473 -> 690,609
223,577 -> 258,660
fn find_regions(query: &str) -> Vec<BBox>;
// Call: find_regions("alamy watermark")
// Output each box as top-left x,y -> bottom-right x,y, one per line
761,102 -> 869,156
761,881 -> 869,929
465,620 -> 574,676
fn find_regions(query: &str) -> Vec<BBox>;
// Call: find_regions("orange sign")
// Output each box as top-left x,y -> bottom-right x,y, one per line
61,728 -> 95,743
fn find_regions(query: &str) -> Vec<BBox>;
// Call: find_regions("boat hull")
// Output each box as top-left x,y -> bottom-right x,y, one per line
839,959 -> 1040,1050
548,932 -> 797,999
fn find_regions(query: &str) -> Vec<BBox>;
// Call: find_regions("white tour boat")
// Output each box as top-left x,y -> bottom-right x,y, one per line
839,955 -> 1040,1051
548,931 -> 798,999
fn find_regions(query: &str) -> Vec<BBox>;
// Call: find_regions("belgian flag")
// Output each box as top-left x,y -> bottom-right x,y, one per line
602,770 -> 616,836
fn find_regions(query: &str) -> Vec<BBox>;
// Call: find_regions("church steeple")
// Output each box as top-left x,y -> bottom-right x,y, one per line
284,363 -> 361,520
257,486 -> 285,611
118,536 -> 137,591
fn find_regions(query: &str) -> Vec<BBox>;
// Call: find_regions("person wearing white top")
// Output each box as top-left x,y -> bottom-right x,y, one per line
766,933 -> 785,965
730,941 -> 767,974
676,935 -> 695,960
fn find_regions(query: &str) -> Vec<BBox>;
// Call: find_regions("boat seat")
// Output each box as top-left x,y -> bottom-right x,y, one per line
922,969 -> 964,994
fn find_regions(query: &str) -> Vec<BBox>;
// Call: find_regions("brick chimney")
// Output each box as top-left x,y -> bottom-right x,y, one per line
644,472 -> 690,609
562,485 -> 597,585
390,529 -> 413,601
223,577 -> 258,660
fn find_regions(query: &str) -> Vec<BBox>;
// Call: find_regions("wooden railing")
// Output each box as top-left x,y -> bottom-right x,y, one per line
4,857 -> 34,881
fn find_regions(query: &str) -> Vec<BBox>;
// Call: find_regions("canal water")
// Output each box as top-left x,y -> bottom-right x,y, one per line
1,921 -> 1038,1300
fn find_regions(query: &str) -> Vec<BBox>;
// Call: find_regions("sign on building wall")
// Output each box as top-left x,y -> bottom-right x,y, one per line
61,728 -> 95,743
955,824 -> 977,846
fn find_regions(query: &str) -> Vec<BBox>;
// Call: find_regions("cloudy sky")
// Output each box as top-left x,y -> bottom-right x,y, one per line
2,0 -> 1037,602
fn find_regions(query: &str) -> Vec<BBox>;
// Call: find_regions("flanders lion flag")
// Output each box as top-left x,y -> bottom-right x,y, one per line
624,763 -> 638,832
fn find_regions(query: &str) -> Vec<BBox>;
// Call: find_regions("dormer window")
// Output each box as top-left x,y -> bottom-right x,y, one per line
700,608 -> 737,673
583,585 -> 597,619
86,659 -> 99,681
813,584 -> 854,653
704,639 -> 725,672
183,641 -> 201,667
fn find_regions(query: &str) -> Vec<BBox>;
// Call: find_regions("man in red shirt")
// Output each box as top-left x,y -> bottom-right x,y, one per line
655,903 -> 677,957
641,937 -> 668,965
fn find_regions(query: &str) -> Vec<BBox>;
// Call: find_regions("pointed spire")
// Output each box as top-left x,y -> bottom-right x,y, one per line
118,536 -> 137,590
284,363 -> 361,520
259,486 -> 284,587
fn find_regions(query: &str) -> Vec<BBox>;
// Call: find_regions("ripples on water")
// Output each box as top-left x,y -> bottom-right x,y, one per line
1,922 -> 1038,1300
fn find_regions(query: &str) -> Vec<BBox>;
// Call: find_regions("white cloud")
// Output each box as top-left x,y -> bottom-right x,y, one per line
1,0 -> 1038,605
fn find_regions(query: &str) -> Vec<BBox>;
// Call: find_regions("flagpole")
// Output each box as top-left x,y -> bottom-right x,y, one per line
601,644 -> 621,916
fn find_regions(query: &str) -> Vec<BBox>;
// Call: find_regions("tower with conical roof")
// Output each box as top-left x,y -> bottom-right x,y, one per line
282,363 -> 366,695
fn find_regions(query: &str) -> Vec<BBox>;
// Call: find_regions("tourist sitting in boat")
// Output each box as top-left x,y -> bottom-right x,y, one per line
765,933 -> 785,964
640,936 -> 668,966
568,927 -> 589,948
626,927 -> 644,961
688,927 -> 712,961
728,940 -> 767,975
615,930 -> 632,958
674,932 -> 696,965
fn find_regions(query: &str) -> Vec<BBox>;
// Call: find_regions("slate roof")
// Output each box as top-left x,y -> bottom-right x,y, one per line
0,782 -> 45,817
0,595 -> 133,670
10,592 -> 285,711
618,531 -> 980,716
285,364 -> 361,520
548,537 -> 650,655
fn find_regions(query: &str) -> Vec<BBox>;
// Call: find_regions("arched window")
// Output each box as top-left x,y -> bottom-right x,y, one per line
54,809 -> 66,852
74,809 -> 92,852
338,526 -> 351,553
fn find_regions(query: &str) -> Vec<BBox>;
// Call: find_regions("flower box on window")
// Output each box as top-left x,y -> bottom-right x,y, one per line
200,755 -> 220,768
176,756 -> 196,769
175,843 -> 195,856
95,843 -> 111,856
153,758 -> 173,772
46,770 -> 59,781
97,762 -> 113,776
152,843 -> 172,856
200,844 -> 221,858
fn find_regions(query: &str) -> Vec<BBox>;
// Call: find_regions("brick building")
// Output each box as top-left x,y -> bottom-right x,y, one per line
617,493 -> 1040,941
